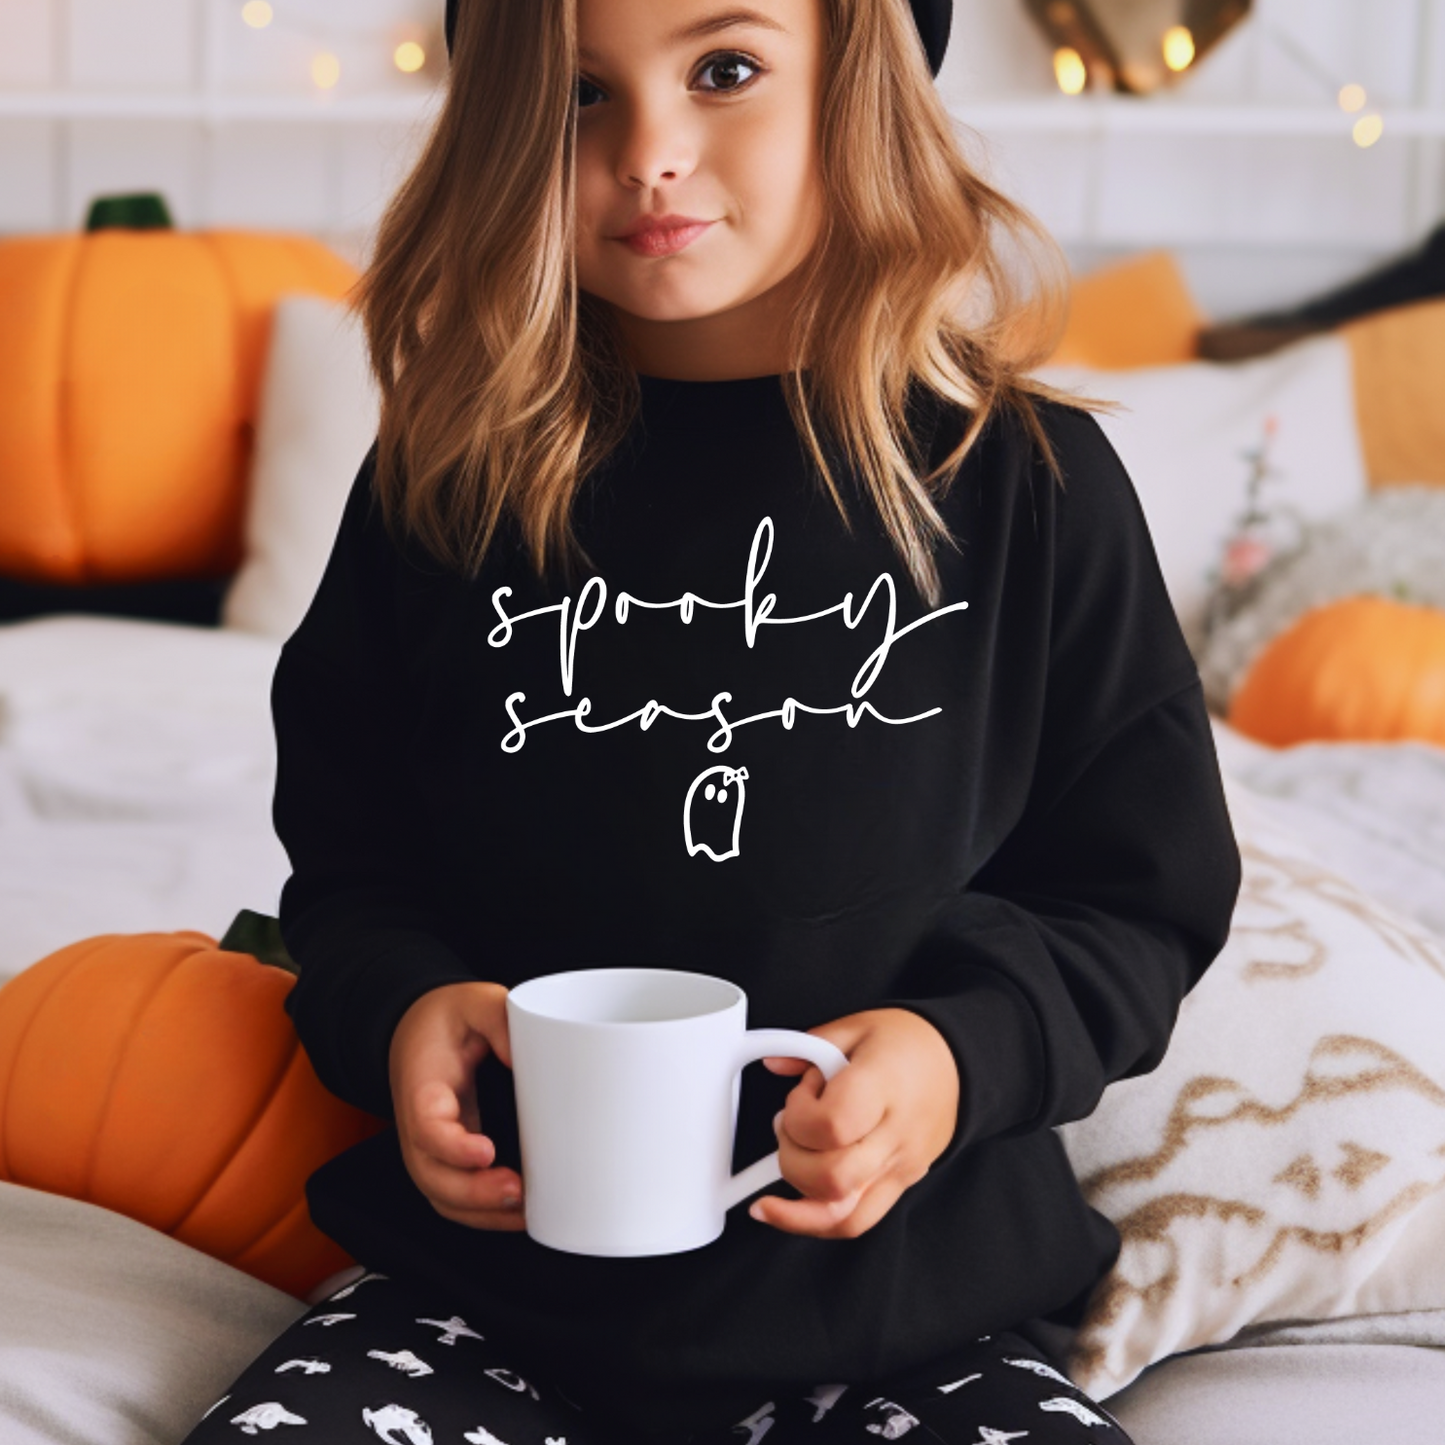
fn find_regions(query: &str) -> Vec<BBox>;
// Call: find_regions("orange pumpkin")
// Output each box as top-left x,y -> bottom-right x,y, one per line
0,192 -> 358,586
1229,593 -> 1445,746
0,927 -> 385,1300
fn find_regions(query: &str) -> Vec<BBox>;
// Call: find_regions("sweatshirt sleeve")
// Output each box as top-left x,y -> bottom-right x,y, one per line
879,400 -> 1243,1174
271,445 -> 479,1119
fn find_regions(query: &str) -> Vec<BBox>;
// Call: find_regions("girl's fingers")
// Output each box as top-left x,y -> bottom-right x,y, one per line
449,981 -> 513,1069
430,1197 -> 529,1231
419,1153 -> 525,1215
421,1116 -> 497,1171
412,1079 -> 489,1162
774,1103 -> 897,1201
777,1059 -> 884,1153
750,1173 -> 898,1239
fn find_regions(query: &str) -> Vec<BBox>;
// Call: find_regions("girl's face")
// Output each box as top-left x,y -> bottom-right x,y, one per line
572,0 -> 826,381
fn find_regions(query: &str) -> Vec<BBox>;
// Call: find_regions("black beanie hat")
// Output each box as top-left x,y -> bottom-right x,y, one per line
443,0 -> 952,79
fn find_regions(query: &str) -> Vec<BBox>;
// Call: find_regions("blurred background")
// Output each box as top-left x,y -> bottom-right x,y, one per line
2,0 -> 1442,315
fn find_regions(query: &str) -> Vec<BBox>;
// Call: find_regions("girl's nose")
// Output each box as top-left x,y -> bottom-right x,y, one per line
613,104 -> 697,191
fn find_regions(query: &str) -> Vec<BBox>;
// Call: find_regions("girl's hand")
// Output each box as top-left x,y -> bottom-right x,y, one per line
388,981 -> 527,1231
752,1009 -> 960,1239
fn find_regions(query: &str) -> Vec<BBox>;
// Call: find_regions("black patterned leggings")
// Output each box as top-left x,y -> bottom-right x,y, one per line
178,1268 -> 1134,1444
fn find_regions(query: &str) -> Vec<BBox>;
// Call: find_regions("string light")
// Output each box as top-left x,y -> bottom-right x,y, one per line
1353,112 -> 1384,147
1053,46 -> 1088,96
311,51 -> 341,90
1162,25 -> 1195,73
236,3 -> 441,92
1259,25 -> 1385,150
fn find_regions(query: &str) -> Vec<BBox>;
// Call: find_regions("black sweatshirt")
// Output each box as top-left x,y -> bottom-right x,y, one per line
273,373 -> 1242,1438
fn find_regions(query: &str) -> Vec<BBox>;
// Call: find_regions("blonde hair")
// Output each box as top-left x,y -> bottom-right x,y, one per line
353,0 -> 1111,607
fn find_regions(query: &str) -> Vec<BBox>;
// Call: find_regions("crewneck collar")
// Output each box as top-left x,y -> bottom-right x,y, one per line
636,370 -> 792,389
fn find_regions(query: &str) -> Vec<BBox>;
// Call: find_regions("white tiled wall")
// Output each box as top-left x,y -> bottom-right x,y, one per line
0,0 -> 441,266
3,0 -> 1444,314
944,0 -> 1445,315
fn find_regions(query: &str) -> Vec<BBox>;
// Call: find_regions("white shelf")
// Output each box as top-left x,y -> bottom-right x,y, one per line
952,98 -> 1445,137
0,90 -> 442,122
1,90 -> 1441,137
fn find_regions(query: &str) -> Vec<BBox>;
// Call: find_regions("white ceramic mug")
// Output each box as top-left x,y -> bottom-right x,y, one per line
504,967 -> 850,1257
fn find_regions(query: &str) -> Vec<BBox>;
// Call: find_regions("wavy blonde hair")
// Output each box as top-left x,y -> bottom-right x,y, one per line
354,0 -> 1111,607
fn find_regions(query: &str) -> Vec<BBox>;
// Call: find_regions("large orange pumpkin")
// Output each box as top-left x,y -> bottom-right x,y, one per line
1229,593 -> 1445,746
0,926 -> 385,1301
0,192 -> 358,585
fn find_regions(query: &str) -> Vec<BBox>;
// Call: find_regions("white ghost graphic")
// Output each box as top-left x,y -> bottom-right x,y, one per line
485,1367 -> 540,1399
416,1314 -> 485,1345
304,1312 -> 356,1327
804,1384 -> 848,1422
275,1358 -> 331,1375
367,1348 -> 435,1378
1039,1397 -> 1108,1426
863,1397 -> 921,1438
684,764 -> 749,859
939,1374 -> 981,1394
229,1401 -> 307,1434
971,1431 -> 1028,1445
1002,1358 -> 1077,1389
328,1270 -> 388,1300
363,1402 -> 434,1444
462,1426 -> 510,1445
731,1400 -> 775,1444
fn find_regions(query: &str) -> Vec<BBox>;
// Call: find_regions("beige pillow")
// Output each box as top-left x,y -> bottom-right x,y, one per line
223,295 -> 380,641
1059,772 -> 1445,1399
1048,250 -> 1207,371
1340,297 -> 1445,487
0,1180 -> 307,1445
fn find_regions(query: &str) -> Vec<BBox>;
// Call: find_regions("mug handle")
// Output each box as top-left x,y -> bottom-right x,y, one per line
719,1029 -> 850,1213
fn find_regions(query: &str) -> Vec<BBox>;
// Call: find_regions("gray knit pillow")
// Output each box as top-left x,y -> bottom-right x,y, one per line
1196,486 -> 1445,715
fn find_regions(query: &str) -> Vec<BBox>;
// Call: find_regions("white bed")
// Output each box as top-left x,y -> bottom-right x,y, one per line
1,609 -> 1444,1444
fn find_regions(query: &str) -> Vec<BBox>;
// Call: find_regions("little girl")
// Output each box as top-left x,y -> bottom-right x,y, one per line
182,0 -> 1241,1440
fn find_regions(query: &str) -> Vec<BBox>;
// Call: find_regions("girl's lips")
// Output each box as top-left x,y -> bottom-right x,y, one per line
616,221 -> 715,258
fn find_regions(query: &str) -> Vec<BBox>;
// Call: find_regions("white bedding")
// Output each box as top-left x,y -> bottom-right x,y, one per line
0,616 -> 290,984
2,612 -> 1445,1445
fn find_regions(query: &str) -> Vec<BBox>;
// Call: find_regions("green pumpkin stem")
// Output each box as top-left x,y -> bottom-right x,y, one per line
219,909 -> 301,976
84,193 -> 176,233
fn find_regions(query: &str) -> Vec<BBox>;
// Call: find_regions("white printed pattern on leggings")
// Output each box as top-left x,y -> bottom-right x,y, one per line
203,1274 -> 1120,1442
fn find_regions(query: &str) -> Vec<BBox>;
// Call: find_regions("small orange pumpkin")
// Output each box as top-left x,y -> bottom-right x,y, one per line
1229,593 -> 1445,747
0,192 -> 358,586
0,926 -> 385,1300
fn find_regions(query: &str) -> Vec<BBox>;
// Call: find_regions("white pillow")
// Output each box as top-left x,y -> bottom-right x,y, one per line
223,295 -> 380,640
1058,771 -> 1445,1400
0,1179 -> 307,1445
1035,335 -> 1368,653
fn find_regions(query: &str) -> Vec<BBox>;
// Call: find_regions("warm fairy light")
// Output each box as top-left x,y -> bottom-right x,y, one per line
1339,83 -> 1367,113
241,1 -> 273,28
1053,46 -> 1088,95
311,51 -> 341,89
393,40 -> 426,73
1162,26 -> 1195,72
1353,112 -> 1384,147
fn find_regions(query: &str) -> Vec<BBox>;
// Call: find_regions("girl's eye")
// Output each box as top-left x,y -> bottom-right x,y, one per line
695,51 -> 762,93
574,52 -> 763,111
